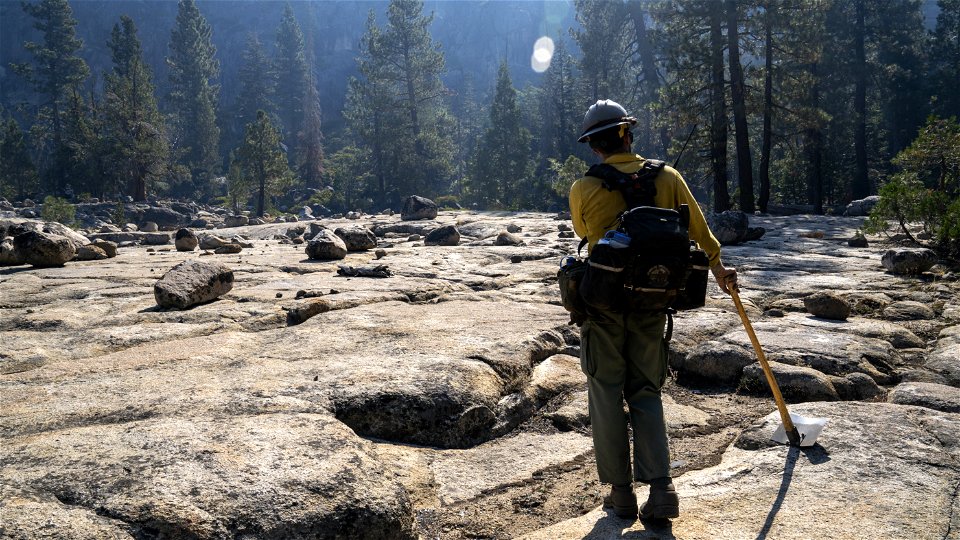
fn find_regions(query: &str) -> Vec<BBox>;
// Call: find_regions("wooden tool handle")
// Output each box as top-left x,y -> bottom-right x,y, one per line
729,287 -> 799,441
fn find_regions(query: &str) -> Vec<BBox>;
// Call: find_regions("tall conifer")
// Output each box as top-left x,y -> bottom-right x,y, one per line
166,0 -> 220,196
14,0 -> 89,194
471,61 -> 532,208
0,113 -> 39,200
103,15 -> 169,201
274,4 -> 309,150
238,110 -> 292,217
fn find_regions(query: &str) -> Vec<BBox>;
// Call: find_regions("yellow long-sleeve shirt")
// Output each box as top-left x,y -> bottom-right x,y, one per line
569,153 -> 723,266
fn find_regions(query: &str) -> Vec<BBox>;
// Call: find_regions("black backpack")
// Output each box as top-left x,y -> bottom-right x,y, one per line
578,160 -> 708,313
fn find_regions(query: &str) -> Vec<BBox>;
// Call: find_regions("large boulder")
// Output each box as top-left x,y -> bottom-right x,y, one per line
882,300 -> 935,321
0,237 -> 24,266
140,232 -> 172,246
672,341 -> 755,384
707,210 -> 750,245
91,240 -> 117,258
0,414 -> 416,539
926,325 -> 960,386
843,195 -> 881,216
425,225 -> 461,246
72,245 -> 108,261
305,229 -> 348,260
198,234 -> 229,250
334,226 -> 378,251
140,206 -> 186,229
223,215 -> 248,228
803,291 -> 851,320
400,196 -> 438,221
174,228 -> 198,252
881,248 -> 937,275
888,381 -> 960,413
153,260 -> 234,309
13,230 -> 76,267
741,361 -> 840,402
495,231 -> 524,246
2,219 -> 90,252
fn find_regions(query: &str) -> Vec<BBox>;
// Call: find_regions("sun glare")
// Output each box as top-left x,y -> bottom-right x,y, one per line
531,36 -> 554,73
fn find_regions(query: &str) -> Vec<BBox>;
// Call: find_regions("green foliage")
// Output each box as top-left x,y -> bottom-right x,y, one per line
864,116 -> 960,257
103,15 -> 169,202
297,77 -> 325,190
226,158 -> 250,214
237,110 -> 293,216
306,189 -> 333,208
274,4 -> 308,145
166,0 -> 220,193
325,144 -> 373,211
111,200 -> 126,225
229,33 -> 275,156
14,0 -> 90,195
548,155 -> 587,199
930,0 -> 960,120
0,113 -> 39,199
345,0 -> 454,206
891,115 -> 960,192
469,61 -> 533,209
40,195 -> 76,226
539,35 -> 580,161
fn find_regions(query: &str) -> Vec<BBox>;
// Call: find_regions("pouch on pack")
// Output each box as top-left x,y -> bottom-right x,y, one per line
557,256 -> 588,325
579,238 -> 630,312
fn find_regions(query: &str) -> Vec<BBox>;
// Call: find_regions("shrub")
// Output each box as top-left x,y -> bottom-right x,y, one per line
40,196 -> 76,227
548,155 -> 587,198
112,201 -> 126,226
864,116 -> 960,260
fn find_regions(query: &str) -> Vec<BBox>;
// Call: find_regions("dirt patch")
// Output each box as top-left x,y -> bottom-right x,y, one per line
412,379 -> 772,539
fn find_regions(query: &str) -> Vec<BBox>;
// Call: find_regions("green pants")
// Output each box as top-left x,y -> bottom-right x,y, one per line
580,308 -> 670,485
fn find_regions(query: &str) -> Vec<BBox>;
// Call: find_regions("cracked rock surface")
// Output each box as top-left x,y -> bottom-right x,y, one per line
1,211 -> 959,539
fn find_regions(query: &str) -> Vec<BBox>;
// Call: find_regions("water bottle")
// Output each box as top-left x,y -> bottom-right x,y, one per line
560,256 -> 577,269
603,230 -> 631,249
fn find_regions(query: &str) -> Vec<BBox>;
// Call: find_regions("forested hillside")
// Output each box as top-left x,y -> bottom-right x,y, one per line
0,0 -> 957,218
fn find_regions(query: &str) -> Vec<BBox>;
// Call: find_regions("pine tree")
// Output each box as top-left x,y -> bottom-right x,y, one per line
539,36 -> 579,162
626,0 -> 669,156
571,0 -> 633,104
379,0 -> 454,197
345,11 -> 395,204
930,0 -> 960,119
238,110 -> 292,217
346,0 -> 453,203
653,0 -> 731,211
166,0 -> 220,196
0,112 -> 40,200
296,74 -> 325,189
232,33 -> 275,154
103,15 -> 169,201
14,0 -> 89,194
274,3 -> 309,155
471,61 -> 533,208
726,0 -> 755,212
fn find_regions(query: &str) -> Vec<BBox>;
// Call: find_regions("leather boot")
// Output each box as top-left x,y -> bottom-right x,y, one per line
601,484 -> 638,519
640,478 -> 679,520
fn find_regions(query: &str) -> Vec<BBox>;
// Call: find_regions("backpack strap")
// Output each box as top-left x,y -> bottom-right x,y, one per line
586,159 -> 666,209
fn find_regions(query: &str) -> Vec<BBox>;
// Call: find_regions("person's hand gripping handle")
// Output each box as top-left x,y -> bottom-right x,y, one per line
711,263 -> 738,295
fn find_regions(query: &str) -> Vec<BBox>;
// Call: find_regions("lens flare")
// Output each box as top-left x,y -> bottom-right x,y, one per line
531,36 -> 554,73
